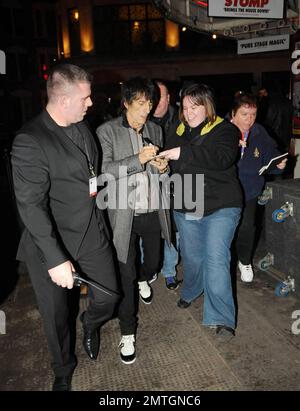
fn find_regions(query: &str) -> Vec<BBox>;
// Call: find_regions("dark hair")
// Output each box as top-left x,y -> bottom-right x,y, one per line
121,77 -> 155,108
47,63 -> 92,100
231,93 -> 257,116
179,83 -> 216,124
150,79 -> 169,111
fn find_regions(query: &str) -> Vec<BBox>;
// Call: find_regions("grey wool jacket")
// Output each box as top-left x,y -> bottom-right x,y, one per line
96,116 -> 172,264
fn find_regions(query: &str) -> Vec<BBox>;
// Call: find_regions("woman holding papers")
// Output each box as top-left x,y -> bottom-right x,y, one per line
230,93 -> 287,283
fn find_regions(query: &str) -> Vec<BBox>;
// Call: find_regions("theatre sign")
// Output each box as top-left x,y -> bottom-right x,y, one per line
237,34 -> 290,54
208,0 -> 284,19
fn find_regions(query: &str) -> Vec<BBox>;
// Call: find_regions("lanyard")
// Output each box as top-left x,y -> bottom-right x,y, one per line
63,124 -> 95,177
241,130 -> 249,159
81,133 -> 95,177
82,135 -> 97,198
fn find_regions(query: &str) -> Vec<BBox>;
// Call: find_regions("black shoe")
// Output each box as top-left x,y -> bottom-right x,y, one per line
80,312 -> 100,360
165,276 -> 179,291
52,375 -> 72,391
177,298 -> 191,309
215,325 -> 235,337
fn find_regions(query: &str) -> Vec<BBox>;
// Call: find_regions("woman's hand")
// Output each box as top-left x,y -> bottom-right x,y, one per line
276,158 -> 287,170
158,147 -> 181,160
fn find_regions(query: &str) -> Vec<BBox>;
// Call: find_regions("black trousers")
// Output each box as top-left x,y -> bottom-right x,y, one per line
24,230 -> 119,377
235,197 -> 258,265
118,212 -> 161,335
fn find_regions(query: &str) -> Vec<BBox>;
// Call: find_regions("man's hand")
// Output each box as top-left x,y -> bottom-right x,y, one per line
48,260 -> 75,289
150,157 -> 169,173
139,145 -> 159,165
277,158 -> 287,170
158,147 -> 181,161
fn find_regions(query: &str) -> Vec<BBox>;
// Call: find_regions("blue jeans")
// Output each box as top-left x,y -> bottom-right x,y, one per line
161,233 -> 180,278
174,208 -> 241,329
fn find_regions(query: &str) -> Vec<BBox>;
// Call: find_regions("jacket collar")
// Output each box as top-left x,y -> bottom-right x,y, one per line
176,116 -> 224,137
41,110 -> 97,177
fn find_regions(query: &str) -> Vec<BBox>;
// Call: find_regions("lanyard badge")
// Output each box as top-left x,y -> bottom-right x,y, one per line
89,164 -> 97,197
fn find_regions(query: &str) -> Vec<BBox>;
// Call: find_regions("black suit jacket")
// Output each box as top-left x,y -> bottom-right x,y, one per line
11,110 -> 107,270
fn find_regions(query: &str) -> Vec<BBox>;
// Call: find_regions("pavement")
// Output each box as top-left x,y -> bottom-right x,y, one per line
1,245 -> 300,392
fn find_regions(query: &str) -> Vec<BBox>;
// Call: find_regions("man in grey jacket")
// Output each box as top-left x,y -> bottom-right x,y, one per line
96,77 -> 171,364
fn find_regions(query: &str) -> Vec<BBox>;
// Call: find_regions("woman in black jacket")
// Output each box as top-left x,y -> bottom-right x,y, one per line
230,93 -> 287,282
160,83 -> 242,336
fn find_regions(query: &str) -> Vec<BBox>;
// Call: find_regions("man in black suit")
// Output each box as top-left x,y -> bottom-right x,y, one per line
11,64 -> 119,391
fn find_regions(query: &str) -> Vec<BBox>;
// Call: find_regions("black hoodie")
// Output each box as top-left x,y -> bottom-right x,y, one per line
165,117 -> 242,216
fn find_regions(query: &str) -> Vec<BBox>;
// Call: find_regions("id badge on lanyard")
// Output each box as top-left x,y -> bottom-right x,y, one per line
89,165 -> 97,198
80,132 -> 97,197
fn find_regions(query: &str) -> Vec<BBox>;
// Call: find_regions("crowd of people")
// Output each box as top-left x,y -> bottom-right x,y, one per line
11,63 -> 289,390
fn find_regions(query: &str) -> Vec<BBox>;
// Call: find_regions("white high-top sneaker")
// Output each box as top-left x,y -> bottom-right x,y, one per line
138,281 -> 153,304
238,261 -> 254,282
119,335 -> 136,364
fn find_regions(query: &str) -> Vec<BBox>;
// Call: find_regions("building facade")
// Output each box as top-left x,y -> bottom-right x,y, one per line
56,0 -> 290,120
0,0 -> 292,140
0,0 -> 57,143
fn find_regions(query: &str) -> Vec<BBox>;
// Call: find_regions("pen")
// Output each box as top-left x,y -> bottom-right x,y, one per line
241,130 -> 249,159
142,136 -> 153,146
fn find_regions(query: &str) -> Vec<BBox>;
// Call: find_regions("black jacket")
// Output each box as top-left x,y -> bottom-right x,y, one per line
151,105 -> 178,144
12,110 -> 108,270
237,122 -> 281,202
165,117 -> 242,216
